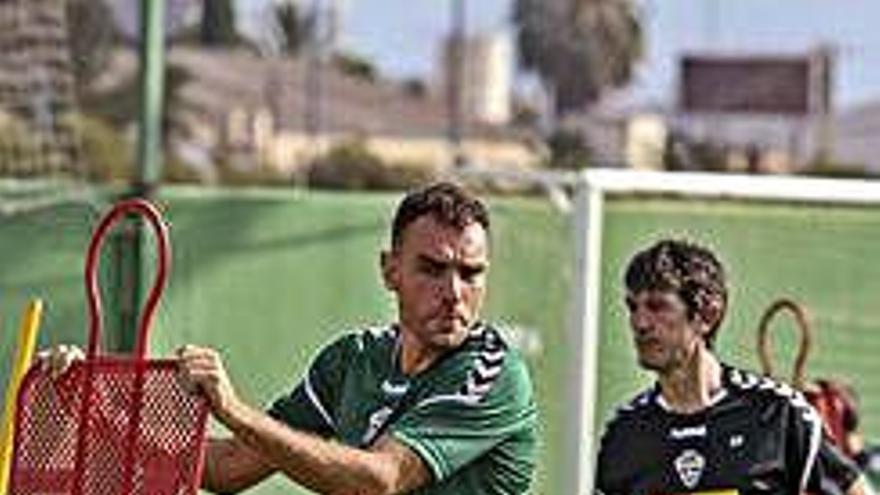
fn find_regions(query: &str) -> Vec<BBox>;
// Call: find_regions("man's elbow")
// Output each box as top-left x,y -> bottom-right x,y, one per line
327,462 -> 404,495
201,461 -> 272,494
201,474 -> 247,495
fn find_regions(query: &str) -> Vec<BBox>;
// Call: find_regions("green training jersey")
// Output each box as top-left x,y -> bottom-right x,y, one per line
267,322 -> 538,495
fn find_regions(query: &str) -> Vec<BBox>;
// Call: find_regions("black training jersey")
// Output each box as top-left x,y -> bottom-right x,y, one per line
596,364 -> 860,495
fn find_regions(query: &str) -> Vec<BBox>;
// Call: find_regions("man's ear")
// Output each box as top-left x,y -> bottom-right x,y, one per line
380,249 -> 399,291
696,297 -> 724,335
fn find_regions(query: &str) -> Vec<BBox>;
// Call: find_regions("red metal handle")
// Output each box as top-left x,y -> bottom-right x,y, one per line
84,198 -> 170,359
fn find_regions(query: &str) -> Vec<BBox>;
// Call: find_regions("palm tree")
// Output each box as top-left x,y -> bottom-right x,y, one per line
201,0 -> 239,46
67,0 -> 117,89
514,0 -> 643,116
272,0 -> 313,56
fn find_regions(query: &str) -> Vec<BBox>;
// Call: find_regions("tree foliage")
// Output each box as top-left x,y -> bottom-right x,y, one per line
67,0 -> 117,89
333,52 -> 378,82
547,128 -> 593,169
514,0 -> 643,115
201,0 -> 239,46
271,0 -> 312,55
307,140 -> 435,190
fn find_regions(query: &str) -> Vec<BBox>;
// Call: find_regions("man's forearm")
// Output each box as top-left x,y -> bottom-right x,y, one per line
202,437 -> 275,493
217,399 -> 398,495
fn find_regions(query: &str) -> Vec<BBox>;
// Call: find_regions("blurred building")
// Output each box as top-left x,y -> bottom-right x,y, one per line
553,92 -> 664,169
666,48 -> 835,173
0,0 -> 79,175
437,33 -> 514,125
112,48 -> 538,176
107,0 -> 200,41
566,47 -> 854,174
626,114 -> 668,171
831,100 -> 880,174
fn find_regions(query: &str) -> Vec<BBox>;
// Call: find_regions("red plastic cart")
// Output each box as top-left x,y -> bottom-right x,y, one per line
9,198 -> 210,495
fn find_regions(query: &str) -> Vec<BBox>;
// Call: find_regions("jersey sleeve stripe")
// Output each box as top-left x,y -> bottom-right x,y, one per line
728,367 -> 825,492
304,372 -> 336,431
413,326 -> 510,409
799,406 -> 823,491
414,392 -> 483,408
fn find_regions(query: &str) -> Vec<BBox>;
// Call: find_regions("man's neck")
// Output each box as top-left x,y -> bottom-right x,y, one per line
657,346 -> 723,414
397,332 -> 452,376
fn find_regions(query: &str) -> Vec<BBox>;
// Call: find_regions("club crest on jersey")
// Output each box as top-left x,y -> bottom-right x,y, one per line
674,449 -> 705,489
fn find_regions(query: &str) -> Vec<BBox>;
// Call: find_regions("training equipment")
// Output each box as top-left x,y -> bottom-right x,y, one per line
757,298 -> 812,390
9,198 -> 209,495
758,297 -> 862,458
0,299 -> 43,494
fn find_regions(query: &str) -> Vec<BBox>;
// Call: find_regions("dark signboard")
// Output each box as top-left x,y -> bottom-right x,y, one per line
679,52 -> 831,115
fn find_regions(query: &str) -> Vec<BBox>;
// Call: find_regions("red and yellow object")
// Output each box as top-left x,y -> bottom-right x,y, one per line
0,299 -> 44,494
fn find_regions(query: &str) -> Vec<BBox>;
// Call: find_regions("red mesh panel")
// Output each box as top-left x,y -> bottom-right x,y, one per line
9,199 -> 209,495
10,359 -> 209,495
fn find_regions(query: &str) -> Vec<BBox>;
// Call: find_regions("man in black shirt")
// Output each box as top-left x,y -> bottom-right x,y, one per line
596,239 -> 872,495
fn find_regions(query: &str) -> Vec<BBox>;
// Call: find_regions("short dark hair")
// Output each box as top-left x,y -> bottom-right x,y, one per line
391,182 -> 490,248
624,239 -> 728,346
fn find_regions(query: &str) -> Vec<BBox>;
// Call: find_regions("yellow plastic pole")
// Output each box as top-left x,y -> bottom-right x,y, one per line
0,299 -> 44,493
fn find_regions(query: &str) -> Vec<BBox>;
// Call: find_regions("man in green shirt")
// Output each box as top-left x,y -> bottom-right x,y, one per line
178,182 -> 538,494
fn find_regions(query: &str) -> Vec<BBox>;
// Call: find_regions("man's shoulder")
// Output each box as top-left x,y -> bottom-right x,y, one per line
325,324 -> 397,353
601,386 -> 658,433
309,324 -> 396,369
596,386 -> 660,472
417,323 -> 534,409
465,323 -> 533,394
723,365 -> 814,413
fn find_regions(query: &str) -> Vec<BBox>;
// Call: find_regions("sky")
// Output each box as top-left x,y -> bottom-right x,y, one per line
236,0 -> 880,110
239,0 -> 512,78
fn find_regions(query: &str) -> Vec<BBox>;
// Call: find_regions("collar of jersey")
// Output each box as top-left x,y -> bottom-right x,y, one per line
653,368 -> 730,414
387,321 -> 488,381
